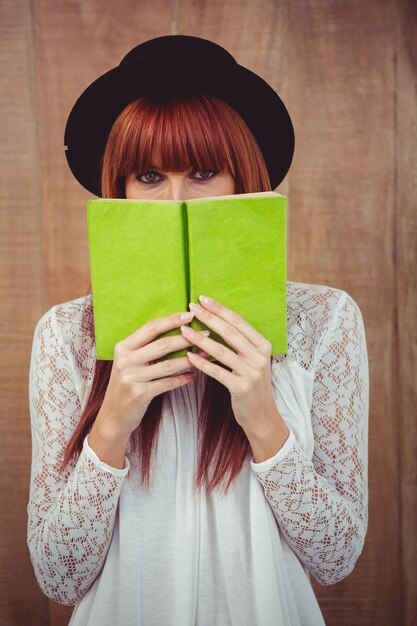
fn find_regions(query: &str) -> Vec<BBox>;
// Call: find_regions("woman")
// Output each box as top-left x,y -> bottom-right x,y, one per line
27,35 -> 369,625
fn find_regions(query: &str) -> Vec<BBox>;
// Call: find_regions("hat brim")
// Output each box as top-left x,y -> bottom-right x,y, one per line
64,55 -> 295,195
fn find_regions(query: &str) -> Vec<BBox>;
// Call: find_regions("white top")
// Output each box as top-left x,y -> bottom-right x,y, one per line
27,281 -> 369,626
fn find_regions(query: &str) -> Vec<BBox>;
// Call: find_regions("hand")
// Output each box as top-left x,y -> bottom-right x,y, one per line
97,311 -> 210,438
180,296 -> 284,435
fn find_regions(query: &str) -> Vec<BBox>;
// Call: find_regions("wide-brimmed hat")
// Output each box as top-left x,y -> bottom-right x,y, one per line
64,34 -> 295,196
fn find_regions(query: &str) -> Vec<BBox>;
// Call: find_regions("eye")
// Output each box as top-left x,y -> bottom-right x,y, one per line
193,169 -> 218,181
136,170 -> 162,184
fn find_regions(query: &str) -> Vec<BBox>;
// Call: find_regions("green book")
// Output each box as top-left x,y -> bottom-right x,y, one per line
87,191 -> 287,361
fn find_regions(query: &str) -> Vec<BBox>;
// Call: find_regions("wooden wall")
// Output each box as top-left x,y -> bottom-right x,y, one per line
1,0 -> 416,624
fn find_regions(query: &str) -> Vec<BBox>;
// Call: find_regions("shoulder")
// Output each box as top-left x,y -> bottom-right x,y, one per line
283,280 -> 364,371
286,279 -> 362,328
32,294 -> 95,387
34,293 -> 93,343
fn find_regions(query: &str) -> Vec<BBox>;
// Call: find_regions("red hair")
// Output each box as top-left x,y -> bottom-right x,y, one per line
60,93 -> 272,494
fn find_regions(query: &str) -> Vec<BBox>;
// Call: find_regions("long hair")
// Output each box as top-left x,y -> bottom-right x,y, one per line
60,93 -> 272,494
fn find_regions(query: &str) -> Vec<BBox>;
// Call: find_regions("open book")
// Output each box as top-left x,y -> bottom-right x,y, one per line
87,191 -> 287,361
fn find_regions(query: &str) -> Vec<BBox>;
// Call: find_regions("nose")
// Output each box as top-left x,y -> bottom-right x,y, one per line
165,174 -> 187,201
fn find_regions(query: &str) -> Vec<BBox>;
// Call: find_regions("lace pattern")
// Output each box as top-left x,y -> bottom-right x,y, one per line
252,289 -> 369,584
26,281 -> 369,603
27,307 -> 128,605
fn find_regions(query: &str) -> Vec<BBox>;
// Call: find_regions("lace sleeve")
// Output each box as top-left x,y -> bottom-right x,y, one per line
26,306 -> 130,606
251,291 -> 369,585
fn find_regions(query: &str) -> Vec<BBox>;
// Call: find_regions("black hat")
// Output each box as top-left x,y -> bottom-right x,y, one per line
64,35 -> 295,196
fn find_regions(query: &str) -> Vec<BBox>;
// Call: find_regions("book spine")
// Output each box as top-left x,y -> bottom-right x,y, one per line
182,202 -> 190,306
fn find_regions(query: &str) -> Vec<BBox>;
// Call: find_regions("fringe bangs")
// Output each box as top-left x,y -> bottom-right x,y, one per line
105,94 -> 246,198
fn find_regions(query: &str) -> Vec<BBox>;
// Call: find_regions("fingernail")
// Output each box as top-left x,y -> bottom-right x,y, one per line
201,330 -> 210,336
199,295 -> 214,306
189,302 -> 203,313
180,311 -> 194,321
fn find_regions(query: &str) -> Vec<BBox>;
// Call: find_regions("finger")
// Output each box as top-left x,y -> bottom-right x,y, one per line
121,311 -> 195,351
168,349 -> 208,375
186,351 -> 234,388
187,301 -> 258,360
135,354 -> 195,382
140,330 -> 210,364
147,370 -> 196,396
180,324 -> 244,374
194,296 -> 271,353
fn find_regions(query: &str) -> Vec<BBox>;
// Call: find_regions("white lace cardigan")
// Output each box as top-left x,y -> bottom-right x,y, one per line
27,281 -> 369,625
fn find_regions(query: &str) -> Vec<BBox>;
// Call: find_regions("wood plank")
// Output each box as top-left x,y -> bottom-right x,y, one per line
0,0 -> 46,625
397,0 -> 417,624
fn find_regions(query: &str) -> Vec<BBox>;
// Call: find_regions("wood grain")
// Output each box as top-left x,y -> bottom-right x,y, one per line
0,1 -> 47,624
0,0 -> 415,624
397,1 -> 417,624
